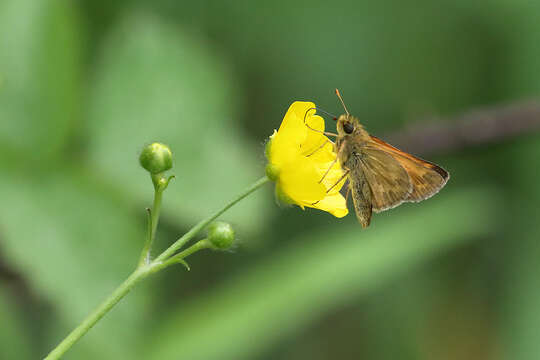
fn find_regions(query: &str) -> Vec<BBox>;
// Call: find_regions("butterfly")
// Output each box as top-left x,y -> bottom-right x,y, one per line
328,90 -> 449,228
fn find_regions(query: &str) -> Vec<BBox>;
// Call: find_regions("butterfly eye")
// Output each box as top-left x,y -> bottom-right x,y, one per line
343,122 -> 354,134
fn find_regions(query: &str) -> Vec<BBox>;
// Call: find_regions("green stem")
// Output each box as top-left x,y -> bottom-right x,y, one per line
155,176 -> 270,262
151,239 -> 211,273
138,185 -> 163,266
44,176 -> 270,359
44,266 -> 151,360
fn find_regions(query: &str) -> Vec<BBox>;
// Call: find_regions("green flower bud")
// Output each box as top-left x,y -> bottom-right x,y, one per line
139,142 -> 173,174
207,221 -> 235,250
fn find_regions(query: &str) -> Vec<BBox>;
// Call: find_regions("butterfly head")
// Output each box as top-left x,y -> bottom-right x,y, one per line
335,114 -> 361,136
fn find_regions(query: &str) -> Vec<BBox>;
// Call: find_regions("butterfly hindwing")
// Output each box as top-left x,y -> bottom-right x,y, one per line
357,146 -> 413,213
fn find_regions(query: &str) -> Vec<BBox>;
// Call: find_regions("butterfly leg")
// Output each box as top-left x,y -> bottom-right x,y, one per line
305,139 -> 333,157
317,140 -> 345,184
304,123 -> 338,138
318,158 -> 338,183
309,169 -> 349,206
325,169 -> 349,194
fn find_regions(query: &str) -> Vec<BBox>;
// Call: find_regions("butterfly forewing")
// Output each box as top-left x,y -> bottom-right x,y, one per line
368,135 -> 449,202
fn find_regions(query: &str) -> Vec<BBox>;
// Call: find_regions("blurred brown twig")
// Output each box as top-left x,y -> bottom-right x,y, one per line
384,100 -> 540,156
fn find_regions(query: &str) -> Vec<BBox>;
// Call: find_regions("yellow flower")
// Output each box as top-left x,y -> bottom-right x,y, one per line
266,101 -> 348,218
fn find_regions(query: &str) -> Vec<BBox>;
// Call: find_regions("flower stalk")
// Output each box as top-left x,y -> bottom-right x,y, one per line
44,175 -> 270,360
138,172 -> 174,267
44,99 -> 341,360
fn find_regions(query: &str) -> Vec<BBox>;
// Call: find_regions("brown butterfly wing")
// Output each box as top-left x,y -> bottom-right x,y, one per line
356,146 -> 413,213
369,135 -> 450,202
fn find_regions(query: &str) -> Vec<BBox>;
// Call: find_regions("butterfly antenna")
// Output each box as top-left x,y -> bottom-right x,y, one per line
335,89 -> 350,116
315,107 -> 338,120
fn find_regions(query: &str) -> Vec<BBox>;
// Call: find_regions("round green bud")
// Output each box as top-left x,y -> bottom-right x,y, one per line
139,142 -> 173,174
207,221 -> 235,250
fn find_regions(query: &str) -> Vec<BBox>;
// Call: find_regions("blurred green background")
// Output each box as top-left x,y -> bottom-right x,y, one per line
1,0 -> 540,359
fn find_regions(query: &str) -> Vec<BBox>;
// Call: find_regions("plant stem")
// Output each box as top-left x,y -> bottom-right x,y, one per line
44,267 -> 150,360
152,239 -> 211,273
155,176 -> 270,262
44,176 -> 270,359
138,185 -> 163,266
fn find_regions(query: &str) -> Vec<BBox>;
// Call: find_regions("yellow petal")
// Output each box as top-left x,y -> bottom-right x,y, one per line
270,102 -> 316,165
285,101 -> 317,130
268,100 -> 350,219
279,154 -> 326,204
270,134 -> 302,168
301,114 -> 329,157
308,140 -> 338,163
310,192 -> 349,218
276,101 -> 314,144
305,113 -> 325,132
